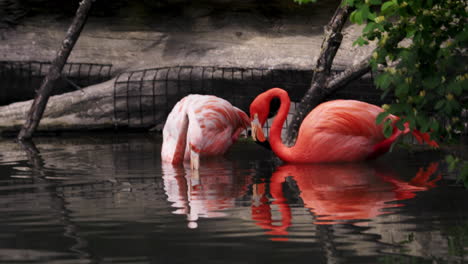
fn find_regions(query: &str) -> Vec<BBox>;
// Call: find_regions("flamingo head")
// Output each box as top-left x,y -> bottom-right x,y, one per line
250,113 -> 267,143
249,91 -> 274,143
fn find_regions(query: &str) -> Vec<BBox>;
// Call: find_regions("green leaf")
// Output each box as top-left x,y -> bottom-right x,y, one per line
430,120 -> 440,132
454,28 -> 468,43
422,76 -> 440,90
353,36 -> 369,46
435,100 -> 445,110
342,0 -> 354,6
449,100 -> 460,111
367,12 -> 377,21
383,119 -> 393,138
419,117 -> 431,133
381,1 -> 395,12
376,111 -> 390,124
376,72 -> 392,90
363,22 -> 377,34
360,5 -> 370,21
460,163 -> 468,188
395,119 -> 406,130
390,103 -> 405,112
399,49 -> 414,64
406,117 -> 417,130
351,9 -> 364,24
444,103 -> 452,115
446,155 -> 456,171
395,83 -> 409,97
446,155 -> 460,172
375,23 -> 385,31
448,81 -> 462,96
454,84 -> 462,96
406,26 -> 417,38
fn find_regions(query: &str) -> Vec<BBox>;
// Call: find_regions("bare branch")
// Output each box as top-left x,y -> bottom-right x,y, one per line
285,1 -> 353,144
325,55 -> 371,92
17,0 -> 94,141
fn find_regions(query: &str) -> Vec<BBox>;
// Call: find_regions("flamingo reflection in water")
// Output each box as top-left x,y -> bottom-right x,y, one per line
161,160 -> 252,229
251,162 -> 441,240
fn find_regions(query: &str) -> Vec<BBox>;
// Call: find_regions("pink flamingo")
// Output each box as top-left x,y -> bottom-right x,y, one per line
249,88 -> 438,163
161,94 -> 250,170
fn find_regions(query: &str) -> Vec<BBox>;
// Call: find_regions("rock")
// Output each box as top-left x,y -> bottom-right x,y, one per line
0,0 -> 374,73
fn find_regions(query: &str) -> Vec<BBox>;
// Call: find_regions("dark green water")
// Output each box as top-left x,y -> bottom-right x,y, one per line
0,133 -> 466,264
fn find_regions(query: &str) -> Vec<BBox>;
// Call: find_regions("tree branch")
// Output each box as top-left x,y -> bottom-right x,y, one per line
17,0 -> 94,141
325,55 -> 371,92
285,1 -> 353,144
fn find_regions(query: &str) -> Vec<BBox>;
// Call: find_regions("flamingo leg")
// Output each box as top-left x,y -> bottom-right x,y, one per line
190,147 -> 200,171
252,183 -> 266,207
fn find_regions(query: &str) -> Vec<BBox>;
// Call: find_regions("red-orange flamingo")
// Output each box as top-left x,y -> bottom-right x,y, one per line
249,88 -> 438,163
162,94 -> 250,170
251,162 -> 441,240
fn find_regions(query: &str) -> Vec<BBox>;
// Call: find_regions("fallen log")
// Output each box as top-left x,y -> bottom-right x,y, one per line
0,66 -> 380,136
0,78 -> 116,134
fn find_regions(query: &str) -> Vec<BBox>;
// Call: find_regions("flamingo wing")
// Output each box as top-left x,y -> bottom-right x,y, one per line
232,106 -> 250,141
184,95 -> 249,158
294,100 -> 392,162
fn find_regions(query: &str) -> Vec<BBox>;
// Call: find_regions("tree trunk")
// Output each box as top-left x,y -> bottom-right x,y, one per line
17,0 -> 94,141
285,1 -> 355,145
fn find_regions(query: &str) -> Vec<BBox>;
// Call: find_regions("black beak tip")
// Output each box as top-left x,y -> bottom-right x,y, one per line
254,139 -> 271,150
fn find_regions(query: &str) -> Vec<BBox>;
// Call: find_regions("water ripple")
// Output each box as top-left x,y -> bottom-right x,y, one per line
0,135 -> 465,263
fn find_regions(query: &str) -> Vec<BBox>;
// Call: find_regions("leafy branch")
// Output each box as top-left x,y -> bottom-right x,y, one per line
350,0 -> 468,142
294,0 -> 467,143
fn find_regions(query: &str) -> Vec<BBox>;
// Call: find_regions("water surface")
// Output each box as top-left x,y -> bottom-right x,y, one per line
0,133 -> 466,264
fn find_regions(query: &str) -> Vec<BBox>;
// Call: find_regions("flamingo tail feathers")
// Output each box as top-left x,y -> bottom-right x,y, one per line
369,121 -> 439,160
401,122 -> 439,147
410,130 -> 439,147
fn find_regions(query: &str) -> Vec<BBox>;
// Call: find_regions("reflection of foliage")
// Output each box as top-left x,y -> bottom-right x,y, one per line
295,0 -> 467,142
375,223 -> 468,263
397,232 -> 414,245
446,155 -> 468,188
378,255 -> 439,264
445,221 -> 468,258
392,233 -> 414,254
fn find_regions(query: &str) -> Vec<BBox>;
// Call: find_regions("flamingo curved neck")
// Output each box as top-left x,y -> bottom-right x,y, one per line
269,91 -> 294,162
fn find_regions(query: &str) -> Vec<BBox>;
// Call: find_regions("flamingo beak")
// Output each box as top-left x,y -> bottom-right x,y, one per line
251,114 -> 266,142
